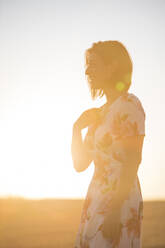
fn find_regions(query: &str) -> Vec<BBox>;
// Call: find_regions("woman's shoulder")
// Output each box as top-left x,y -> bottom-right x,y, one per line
120,92 -> 140,107
119,92 -> 145,116
121,92 -> 141,104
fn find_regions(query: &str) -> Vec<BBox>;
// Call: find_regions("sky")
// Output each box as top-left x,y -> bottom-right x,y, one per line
0,0 -> 164,200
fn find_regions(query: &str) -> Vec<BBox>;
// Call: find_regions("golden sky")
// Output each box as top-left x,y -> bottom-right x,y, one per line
0,0 -> 164,200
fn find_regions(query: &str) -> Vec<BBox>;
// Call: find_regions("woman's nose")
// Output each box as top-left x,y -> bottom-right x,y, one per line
85,67 -> 91,75
85,67 -> 89,75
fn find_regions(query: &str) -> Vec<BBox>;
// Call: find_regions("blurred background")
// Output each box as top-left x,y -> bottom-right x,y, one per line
0,0 -> 165,201
0,0 -> 165,247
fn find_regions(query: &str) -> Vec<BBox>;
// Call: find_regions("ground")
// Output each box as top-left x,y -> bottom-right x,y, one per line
0,198 -> 165,248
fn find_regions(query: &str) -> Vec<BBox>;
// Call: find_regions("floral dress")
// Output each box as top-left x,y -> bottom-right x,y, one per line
74,92 -> 146,248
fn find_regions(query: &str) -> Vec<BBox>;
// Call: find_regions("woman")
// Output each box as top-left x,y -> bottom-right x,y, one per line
71,40 -> 145,248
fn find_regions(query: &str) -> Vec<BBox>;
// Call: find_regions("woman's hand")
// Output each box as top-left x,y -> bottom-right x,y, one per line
74,108 -> 101,130
101,209 -> 122,246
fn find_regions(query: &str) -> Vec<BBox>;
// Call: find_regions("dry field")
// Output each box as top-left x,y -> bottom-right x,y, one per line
0,198 -> 165,248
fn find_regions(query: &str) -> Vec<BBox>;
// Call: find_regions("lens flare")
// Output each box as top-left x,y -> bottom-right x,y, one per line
115,81 -> 125,92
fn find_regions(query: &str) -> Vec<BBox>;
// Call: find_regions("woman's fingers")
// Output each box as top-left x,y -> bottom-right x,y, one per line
75,108 -> 101,130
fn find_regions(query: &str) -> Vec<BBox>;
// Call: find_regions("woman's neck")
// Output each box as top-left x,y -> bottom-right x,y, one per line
105,88 -> 125,104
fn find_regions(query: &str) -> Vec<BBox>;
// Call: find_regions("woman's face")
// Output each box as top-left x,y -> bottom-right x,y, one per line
85,52 -> 110,89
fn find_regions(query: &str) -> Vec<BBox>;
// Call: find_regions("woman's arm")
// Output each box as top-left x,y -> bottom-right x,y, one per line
71,108 -> 101,172
71,124 -> 94,172
109,135 -> 145,210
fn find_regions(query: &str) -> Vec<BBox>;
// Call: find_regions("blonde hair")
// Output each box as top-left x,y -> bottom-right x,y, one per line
85,40 -> 133,100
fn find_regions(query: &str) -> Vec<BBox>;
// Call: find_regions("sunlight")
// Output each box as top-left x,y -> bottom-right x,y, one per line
0,97 -> 95,199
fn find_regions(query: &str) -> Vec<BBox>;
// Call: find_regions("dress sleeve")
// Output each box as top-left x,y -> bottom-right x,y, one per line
109,97 -> 146,140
